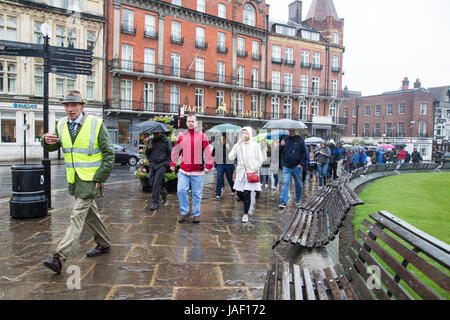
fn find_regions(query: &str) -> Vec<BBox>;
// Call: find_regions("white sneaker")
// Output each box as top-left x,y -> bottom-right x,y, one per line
242,215 -> 249,223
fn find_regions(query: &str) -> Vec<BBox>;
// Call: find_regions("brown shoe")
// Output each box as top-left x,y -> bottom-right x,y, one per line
86,245 -> 110,257
43,254 -> 62,274
193,216 -> 200,224
178,214 -> 187,223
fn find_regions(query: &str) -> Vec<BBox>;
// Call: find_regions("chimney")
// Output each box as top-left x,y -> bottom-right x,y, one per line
402,77 -> 409,90
414,79 -> 421,89
288,1 -> 303,24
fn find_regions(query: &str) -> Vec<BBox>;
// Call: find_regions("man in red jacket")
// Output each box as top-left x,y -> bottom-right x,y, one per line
170,115 -> 214,223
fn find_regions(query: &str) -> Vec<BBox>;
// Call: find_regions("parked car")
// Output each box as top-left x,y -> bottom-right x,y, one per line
443,152 -> 450,164
113,144 -> 140,166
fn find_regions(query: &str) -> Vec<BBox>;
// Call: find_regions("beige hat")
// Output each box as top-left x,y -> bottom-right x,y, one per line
329,139 -> 335,145
62,90 -> 85,104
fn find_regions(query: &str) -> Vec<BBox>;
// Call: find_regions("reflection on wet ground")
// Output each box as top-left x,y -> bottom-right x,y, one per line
0,172 -> 338,300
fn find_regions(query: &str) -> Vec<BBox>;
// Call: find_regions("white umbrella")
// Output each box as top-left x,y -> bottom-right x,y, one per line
305,137 -> 325,145
262,119 -> 307,130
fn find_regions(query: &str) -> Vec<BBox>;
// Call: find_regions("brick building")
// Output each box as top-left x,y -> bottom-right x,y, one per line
104,0 -> 346,149
340,77 -> 435,161
428,86 -> 450,153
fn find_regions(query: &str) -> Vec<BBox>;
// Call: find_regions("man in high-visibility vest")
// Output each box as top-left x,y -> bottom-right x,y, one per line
41,90 -> 115,274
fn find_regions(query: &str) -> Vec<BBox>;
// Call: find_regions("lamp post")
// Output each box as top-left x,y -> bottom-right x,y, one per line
382,133 -> 386,145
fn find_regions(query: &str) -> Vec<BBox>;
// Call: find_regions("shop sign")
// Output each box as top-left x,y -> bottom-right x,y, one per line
13,103 -> 38,109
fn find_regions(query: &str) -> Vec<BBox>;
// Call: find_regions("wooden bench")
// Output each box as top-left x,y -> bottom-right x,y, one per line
273,177 -> 363,249
264,210 -> 450,300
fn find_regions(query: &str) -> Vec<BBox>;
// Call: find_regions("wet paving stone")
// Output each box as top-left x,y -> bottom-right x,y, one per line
106,285 -> 174,300
219,264 -> 269,288
22,283 -> 112,300
125,245 -> 185,264
152,263 -> 223,288
82,262 -> 156,286
175,288 -> 249,300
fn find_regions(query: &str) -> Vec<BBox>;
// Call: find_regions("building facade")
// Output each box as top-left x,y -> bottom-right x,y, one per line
428,86 -> 450,153
104,0 -> 346,150
339,77 -> 435,161
0,0 -> 105,161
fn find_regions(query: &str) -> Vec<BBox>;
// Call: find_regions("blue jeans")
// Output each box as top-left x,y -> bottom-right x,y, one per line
273,173 -> 279,187
317,163 -> 328,186
280,166 -> 303,204
177,172 -> 205,217
216,164 -> 235,196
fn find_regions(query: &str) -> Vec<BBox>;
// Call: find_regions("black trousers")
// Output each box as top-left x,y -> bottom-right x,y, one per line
236,190 -> 251,215
327,162 -> 338,179
148,166 -> 168,205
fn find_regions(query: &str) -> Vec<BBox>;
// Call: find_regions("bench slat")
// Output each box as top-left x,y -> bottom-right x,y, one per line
291,210 -> 309,244
342,254 -> 377,300
362,219 -> 450,293
293,264 -> 303,300
313,270 -> 329,300
308,213 -> 319,247
281,261 -> 290,300
333,264 -> 358,300
284,210 -> 302,241
357,229 -> 443,300
300,214 -> 314,247
266,262 -> 278,300
303,268 -> 316,300
323,267 -> 343,300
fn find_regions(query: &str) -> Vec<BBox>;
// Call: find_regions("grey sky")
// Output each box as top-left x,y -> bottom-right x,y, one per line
265,0 -> 450,96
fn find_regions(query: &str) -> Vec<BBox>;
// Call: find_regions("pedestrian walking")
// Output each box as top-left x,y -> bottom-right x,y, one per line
411,148 -> 423,163
170,114 -> 214,224
259,139 -> 270,188
327,140 -> 339,180
145,131 -> 172,210
315,142 -> 330,186
212,133 -> 235,200
302,143 -> 310,183
279,129 -> 308,208
269,140 -> 280,191
308,145 -> 316,180
41,90 -> 114,274
336,141 -> 346,175
228,126 -> 263,223
354,149 -> 367,168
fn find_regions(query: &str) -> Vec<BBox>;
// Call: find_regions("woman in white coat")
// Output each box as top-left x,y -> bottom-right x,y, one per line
229,126 -> 263,223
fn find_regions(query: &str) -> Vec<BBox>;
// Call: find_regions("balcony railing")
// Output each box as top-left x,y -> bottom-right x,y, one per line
237,49 -> 248,58
170,33 -> 184,44
252,53 -> 262,61
217,44 -> 228,54
301,62 -> 311,68
121,22 -> 136,35
331,66 -> 341,73
284,59 -> 296,66
195,39 -> 208,50
272,57 -> 283,64
312,64 -> 323,70
109,58 -> 347,98
144,27 -> 158,39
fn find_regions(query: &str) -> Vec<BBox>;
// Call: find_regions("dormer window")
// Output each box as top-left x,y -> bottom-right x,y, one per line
275,25 -> 296,37
333,33 -> 340,44
301,30 -> 320,41
243,3 -> 256,27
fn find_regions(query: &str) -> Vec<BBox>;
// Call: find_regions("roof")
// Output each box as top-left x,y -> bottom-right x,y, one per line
305,0 -> 340,21
427,86 -> 450,100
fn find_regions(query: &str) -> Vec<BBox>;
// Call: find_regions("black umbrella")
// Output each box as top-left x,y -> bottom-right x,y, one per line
127,121 -> 170,133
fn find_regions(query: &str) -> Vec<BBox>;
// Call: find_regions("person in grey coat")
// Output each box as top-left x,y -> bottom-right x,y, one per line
315,142 -> 331,186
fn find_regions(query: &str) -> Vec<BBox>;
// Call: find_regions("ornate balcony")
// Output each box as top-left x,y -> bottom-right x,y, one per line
237,49 -> 248,58
170,33 -> 184,45
195,39 -> 208,50
216,44 -> 228,54
144,27 -> 158,39
121,23 -> 136,35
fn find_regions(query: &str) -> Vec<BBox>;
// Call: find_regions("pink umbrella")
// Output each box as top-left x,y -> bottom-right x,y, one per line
379,144 -> 395,149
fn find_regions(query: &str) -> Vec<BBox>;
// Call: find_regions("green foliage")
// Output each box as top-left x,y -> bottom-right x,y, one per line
351,138 -> 365,146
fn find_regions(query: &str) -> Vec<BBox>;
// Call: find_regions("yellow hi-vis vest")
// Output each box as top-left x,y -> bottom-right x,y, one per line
57,115 -> 103,183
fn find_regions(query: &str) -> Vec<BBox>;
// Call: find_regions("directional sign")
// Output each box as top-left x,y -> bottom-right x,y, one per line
50,46 -> 92,56
52,71 -> 77,80
50,66 -> 92,76
0,40 -> 41,50
49,59 -> 92,70
49,52 -> 93,62
0,48 -> 43,57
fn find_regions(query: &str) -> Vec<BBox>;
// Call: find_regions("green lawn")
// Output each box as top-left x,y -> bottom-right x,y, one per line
353,172 -> 450,300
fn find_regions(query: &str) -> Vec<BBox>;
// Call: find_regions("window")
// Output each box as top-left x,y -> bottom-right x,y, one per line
301,30 -> 319,41
374,123 -> 380,137
86,71 -> 95,101
397,122 -> 404,137
252,41 -> 259,57
4,63 -> 16,94
144,48 -> 155,74
251,95 -> 258,113
352,124 -> 357,136
301,50 -> 309,65
118,119 -> 131,145
313,52 -> 320,66
375,105 -> 381,116
284,98 -> 292,119
67,79 -> 75,91
419,121 -> 427,137
333,33 -> 339,44
217,91 -> 225,115
56,78 -> 65,98
218,3 -> 227,19
343,108 -> 348,118
284,73 -> 292,93
34,22 -> 44,44
87,31 -> 95,51
170,85 -> 180,113
195,58 -> 204,81
386,123 -> 392,136
67,28 -> 76,47
275,25 -> 296,36
332,56 -> 339,71
121,44 -> 133,71
312,77 -> 320,95
195,88 -> 204,108
386,104 -> 392,115
272,45 -> 281,60
398,103 -> 405,115
420,103 -> 427,115
352,108 -> 357,117
299,100 -> 307,121
285,48 -> 293,63
121,79 -> 133,109
237,65 -> 244,86
271,97 -> 280,119
243,3 -> 256,27
172,0 -> 181,5
217,61 -> 225,83
331,79 -> 338,97
122,9 -> 134,29
251,68 -> 259,88
272,71 -> 280,91
236,93 -> 244,117
3,17 -> 17,41
56,26 -> 65,46
218,32 -> 226,48
311,101 -> 318,116
197,0 -> 205,13
365,106 -> 370,116
1,111 -> 16,143
170,53 -> 180,77
329,103 -> 337,122
34,66 -> 43,97
363,124 -> 370,136
145,15 -> 157,37
300,75 -> 308,94
196,27 -> 206,46
35,112 -> 43,143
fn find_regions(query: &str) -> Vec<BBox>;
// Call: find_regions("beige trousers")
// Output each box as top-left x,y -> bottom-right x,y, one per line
56,197 -> 111,261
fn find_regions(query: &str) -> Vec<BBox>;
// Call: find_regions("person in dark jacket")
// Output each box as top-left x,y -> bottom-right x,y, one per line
411,148 -> 423,163
212,133 -> 235,200
146,131 -> 172,210
354,149 -> 367,168
279,129 -> 307,208
302,143 -> 310,182
405,151 -> 411,163
327,140 -> 339,180
315,142 -> 331,186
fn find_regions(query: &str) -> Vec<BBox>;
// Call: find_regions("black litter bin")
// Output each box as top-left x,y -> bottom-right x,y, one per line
10,164 -> 48,219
